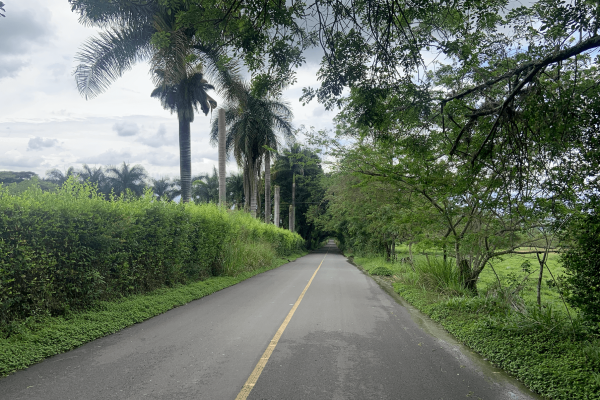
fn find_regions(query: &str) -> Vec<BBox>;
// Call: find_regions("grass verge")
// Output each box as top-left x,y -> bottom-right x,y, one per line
0,251 -> 306,377
352,254 -> 600,400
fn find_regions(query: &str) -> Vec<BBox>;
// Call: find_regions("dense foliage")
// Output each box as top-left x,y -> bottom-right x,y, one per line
561,206 -> 600,329
0,179 -> 303,327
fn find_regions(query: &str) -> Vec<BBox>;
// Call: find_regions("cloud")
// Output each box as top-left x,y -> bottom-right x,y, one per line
112,121 -> 140,137
141,150 -> 180,167
28,137 -> 59,151
78,149 -> 133,165
138,124 -> 170,148
192,150 -> 219,162
0,57 -> 28,79
0,7 -> 52,55
0,6 -> 52,80
1,150 -> 43,168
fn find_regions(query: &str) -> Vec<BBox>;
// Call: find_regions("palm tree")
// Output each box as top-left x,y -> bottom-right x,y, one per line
151,67 -> 217,202
78,164 -> 107,194
151,177 -> 176,201
210,83 -> 294,219
45,167 -> 78,186
192,167 -> 219,204
72,2 -> 242,202
227,172 -> 245,209
105,162 -> 147,197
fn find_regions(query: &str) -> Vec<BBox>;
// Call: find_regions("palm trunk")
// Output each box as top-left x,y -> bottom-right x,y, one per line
218,108 -> 226,206
291,174 -> 296,232
264,152 -> 271,223
243,163 -> 250,211
274,185 -> 280,227
178,115 -> 192,203
251,168 -> 257,218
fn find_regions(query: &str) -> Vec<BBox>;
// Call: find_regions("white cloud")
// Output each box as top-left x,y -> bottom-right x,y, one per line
138,123 -> 172,148
2,150 -> 43,168
28,137 -> 59,151
78,149 -> 134,166
112,121 -> 140,137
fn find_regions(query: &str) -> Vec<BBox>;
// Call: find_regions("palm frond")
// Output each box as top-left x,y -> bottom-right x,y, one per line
69,0 -> 158,29
74,24 -> 154,99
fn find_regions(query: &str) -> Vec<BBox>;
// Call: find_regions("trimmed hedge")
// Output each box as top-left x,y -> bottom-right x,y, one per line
0,180 -> 303,326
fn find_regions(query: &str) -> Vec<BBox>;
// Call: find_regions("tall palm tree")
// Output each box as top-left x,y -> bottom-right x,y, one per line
210,83 -> 294,219
151,67 -> 217,202
105,162 -> 147,197
71,2 -> 242,202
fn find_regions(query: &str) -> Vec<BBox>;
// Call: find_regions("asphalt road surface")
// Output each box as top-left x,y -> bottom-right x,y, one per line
0,240 -> 539,399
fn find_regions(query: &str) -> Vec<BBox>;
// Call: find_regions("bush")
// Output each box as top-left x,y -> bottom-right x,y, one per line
0,180 -> 303,327
561,208 -> 600,327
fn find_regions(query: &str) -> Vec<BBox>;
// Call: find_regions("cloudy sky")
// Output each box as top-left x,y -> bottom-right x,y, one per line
0,1 -> 336,179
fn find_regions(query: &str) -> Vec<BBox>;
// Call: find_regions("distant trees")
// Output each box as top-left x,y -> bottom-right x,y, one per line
104,162 -> 148,197
45,167 -> 78,186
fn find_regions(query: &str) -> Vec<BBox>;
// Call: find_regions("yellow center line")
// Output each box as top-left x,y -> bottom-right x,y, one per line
235,252 -> 328,400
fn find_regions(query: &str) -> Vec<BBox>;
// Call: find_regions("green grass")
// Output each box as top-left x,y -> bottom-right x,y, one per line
478,250 -> 568,310
351,252 -> 600,400
0,251 -> 306,377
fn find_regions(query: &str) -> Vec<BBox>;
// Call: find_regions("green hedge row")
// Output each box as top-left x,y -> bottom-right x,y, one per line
0,180 -> 303,326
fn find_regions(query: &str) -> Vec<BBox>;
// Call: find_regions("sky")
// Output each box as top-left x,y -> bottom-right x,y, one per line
0,0 -> 337,180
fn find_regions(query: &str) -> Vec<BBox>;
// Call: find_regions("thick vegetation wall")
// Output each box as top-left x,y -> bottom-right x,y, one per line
0,180 -> 303,326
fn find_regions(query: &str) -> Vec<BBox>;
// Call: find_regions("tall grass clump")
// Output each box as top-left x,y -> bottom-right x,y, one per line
0,179 -> 303,329
399,256 -> 469,296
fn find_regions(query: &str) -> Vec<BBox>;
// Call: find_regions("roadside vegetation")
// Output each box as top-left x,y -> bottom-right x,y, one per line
0,180 -> 305,375
352,253 -> 599,400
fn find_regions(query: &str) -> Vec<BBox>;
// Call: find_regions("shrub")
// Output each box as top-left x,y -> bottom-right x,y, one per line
0,179 -> 303,327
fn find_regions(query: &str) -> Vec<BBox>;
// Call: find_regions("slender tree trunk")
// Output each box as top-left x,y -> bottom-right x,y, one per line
291,174 -> 296,232
251,164 -> 257,218
218,108 -> 226,206
265,152 -> 271,223
178,115 -> 192,203
536,251 -> 547,308
289,205 -> 293,232
243,163 -> 250,211
274,185 -> 280,227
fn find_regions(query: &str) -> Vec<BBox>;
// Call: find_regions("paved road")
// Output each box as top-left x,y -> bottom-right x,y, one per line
0,241 -> 538,399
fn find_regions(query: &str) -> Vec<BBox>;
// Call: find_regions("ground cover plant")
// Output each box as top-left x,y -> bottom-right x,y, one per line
352,252 -> 600,400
